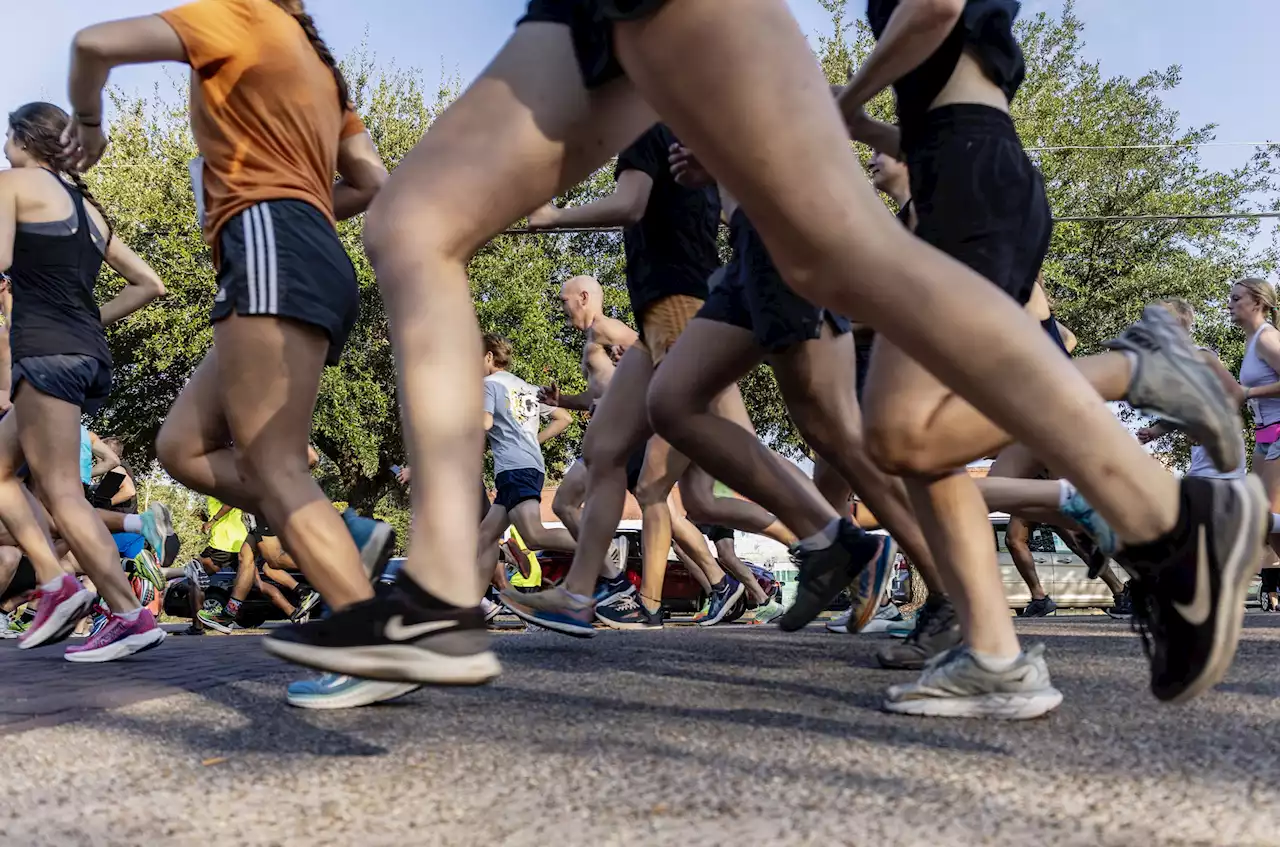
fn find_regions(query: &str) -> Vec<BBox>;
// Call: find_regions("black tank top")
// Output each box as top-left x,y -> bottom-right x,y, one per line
7,175 -> 112,364
867,0 -> 1026,130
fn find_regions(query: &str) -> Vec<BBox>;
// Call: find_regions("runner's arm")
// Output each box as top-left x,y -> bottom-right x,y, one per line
88,432 -> 120,477
547,390 -> 595,412
840,0 -> 965,110
1241,330 -> 1280,400
538,407 -> 572,445
527,170 -> 653,230
99,234 -> 167,324
593,316 -> 639,355
110,471 -> 136,506
0,175 -> 15,273
334,130 -> 388,220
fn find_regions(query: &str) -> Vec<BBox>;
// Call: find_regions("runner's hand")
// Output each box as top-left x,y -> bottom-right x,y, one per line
539,382 -> 561,406
606,344 -> 625,364
397,466 -> 412,485
669,143 -> 714,188
201,521 -> 212,534
526,203 -> 560,231
59,117 -> 108,173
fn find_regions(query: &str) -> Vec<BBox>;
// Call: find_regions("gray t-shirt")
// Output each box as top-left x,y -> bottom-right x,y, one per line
484,370 -> 550,475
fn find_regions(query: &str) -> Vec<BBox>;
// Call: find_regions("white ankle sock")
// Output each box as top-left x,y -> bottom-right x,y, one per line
114,607 -> 142,622
123,514 -> 143,533
798,518 -> 841,553
40,575 -> 66,594
971,650 -> 1021,672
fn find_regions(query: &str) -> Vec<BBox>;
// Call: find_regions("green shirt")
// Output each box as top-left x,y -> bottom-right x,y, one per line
206,496 -> 248,553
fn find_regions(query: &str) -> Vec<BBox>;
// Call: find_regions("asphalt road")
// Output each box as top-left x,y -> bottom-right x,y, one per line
2,613 -> 1279,846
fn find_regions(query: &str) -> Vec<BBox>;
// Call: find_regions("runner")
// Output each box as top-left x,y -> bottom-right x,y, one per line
280,0 -> 1264,704
502,121 -> 801,636
0,101 -> 168,661
840,0 -> 1255,716
192,496 -> 254,632
1227,280 -> 1280,557
65,0 -> 412,703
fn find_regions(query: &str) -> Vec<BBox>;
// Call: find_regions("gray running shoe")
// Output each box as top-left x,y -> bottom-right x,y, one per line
883,644 -> 1063,720
1021,596 -> 1058,617
1104,305 -> 1244,473
877,596 -> 961,670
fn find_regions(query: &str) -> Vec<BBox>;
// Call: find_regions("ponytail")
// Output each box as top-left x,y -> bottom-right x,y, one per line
272,1 -> 350,110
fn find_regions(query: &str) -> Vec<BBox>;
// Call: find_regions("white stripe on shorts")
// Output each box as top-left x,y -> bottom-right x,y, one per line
250,205 -> 268,314
261,203 -> 279,314
242,210 -> 257,313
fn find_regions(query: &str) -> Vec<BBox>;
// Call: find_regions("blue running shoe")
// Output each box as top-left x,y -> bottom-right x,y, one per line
341,508 -> 396,583
139,503 -> 173,565
849,537 -> 899,633
695,577 -> 745,627
1060,483 -> 1119,556
500,586 -> 596,638
286,673 -> 419,710
593,574 -> 635,607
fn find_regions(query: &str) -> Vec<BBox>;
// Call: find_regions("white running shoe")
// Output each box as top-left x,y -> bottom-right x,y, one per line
825,607 -> 854,634
883,643 -> 1063,720
860,602 -> 906,634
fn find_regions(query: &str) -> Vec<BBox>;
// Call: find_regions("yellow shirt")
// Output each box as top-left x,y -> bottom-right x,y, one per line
507,526 -> 542,589
206,496 -> 248,553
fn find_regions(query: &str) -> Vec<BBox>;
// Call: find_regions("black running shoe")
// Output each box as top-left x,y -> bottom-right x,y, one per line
263,586 -> 501,686
1122,475 -> 1268,702
1020,596 -> 1058,618
877,596 -> 961,670
1106,584 -> 1133,619
595,595 -> 663,630
778,519 -> 886,632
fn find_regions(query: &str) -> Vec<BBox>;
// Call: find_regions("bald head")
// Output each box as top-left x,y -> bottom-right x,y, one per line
559,275 -> 603,331
561,275 -> 602,304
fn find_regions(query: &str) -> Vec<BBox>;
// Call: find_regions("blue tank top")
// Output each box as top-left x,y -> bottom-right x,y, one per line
80,426 -> 92,484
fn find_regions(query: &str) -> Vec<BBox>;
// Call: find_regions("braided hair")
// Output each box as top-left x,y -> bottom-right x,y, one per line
271,0 -> 350,110
7,102 -> 113,246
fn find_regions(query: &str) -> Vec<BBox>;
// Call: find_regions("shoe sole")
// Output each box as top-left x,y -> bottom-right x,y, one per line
65,627 -> 166,663
1106,611 -> 1132,620
162,535 -> 181,569
198,617 -> 237,634
505,602 -> 595,638
697,582 -> 746,627
287,681 -> 421,710
1165,474 -> 1268,704
860,617 -> 903,634
882,687 -> 1064,720
851,539 -> 899,632
19,589 -> 96,650
263,638 -> 502,686
825,619 -> 852,634
360,523 -> 397,584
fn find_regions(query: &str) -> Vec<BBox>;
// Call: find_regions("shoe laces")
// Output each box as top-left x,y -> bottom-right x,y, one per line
610,595 -> 641,614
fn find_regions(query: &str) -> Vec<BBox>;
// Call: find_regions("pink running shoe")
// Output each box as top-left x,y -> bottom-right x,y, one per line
18,573 -> 95,650
65,608 -> 165,663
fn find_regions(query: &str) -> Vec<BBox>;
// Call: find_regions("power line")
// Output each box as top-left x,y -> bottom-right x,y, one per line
1026,140 -> 1277,152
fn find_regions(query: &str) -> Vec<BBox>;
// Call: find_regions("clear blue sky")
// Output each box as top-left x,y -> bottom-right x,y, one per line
7,0 -> 1277,230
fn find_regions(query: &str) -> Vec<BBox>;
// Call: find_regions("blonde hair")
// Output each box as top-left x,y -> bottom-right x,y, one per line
1235,278 -> 1279,326
1154,297 -> 1195,332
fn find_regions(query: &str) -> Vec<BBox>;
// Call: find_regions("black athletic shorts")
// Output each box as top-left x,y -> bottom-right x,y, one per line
1262,568 -> 1280,593
495,468 -> 546,511
200,546 -> 240,571
699,524 -> 734,544
12,353 -> 111,413
854,340 -> 875,405
903,105 -> 1050,306
625,444 -> 647,495
214,200 -> 359,365
698,210 -> 851,352
519,0 -> 669,89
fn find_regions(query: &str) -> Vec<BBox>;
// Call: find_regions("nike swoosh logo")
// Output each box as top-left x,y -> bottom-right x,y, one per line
383,616 -> 459,641
1172,526 -> 1212,626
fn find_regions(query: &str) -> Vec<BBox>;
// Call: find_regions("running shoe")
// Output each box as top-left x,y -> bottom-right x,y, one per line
748,598 -> 784,624
87,611 -> 109,639
197,607 -> 240,634
1021,596 -> 1058,618
139,503 -> 175,566
877,596 -> 961,670
4,612 -> 27,638
861,602 -> 907,634
825,607 -> 855,634
1107,584 -> 1133,620
130,549 -> 166,594
606,535 -> 629,576
593,574 -> 636,608
595,595 -> 663,631
291,589 -> 322,623
886,613 -> 917,638
695,578 -> 745,627
779,520 -> 890,632
883,644 -> 1063,720
341,508 -> 397,583
1121,475 -> 1267,702
1104,305 -> 1244,473
286,673 -> 420,710
0,612 -> 17,639
18,573 -> 95,650
264,586 -> 501,685
846,538 -> 899,632
500,585 -> 597,637
64,608 -> 165,663
183,559 -> 211,590
481,597 -> 502,623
